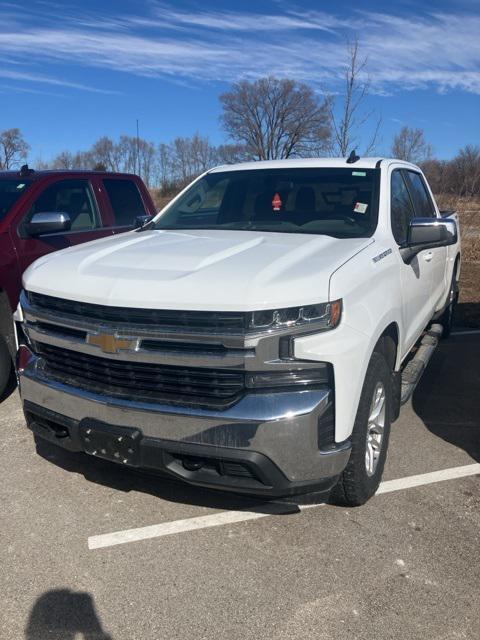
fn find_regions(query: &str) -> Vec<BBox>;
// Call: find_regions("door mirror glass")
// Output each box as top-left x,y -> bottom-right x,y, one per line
407,217 -> 457,248
26,212 -> 71,236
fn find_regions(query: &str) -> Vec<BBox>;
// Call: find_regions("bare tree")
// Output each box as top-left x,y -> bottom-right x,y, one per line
216,144 -> 248,165
171,137 -> 193,184
220,76 -> 331,160
449,145 -> 480,197
90,137 -> 122,172
157,143 -> 174,193
109,135 -> 155,184
169,134 -> 218,184
420,158 -> 446,195
392,127 -> 432,163
50,150 -> 76,169
50,150 -> 94,170
329,39 -> 381,157
189,133 -> 218,174
421,146 -> 480,201
136,139 -> 156,187
0,128 -> 30,169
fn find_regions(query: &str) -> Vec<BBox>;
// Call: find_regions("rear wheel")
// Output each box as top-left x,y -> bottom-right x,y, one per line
0,338 -> 12,398
330,350 -> 392,506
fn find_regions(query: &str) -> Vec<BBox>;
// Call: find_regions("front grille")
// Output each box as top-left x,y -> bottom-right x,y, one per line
28,292 -> 248,334
37,344 -> 245,408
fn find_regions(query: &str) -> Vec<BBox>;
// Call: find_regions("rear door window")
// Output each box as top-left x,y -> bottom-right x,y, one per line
390,170 -> 415,245
27,179 -> 100,231
103,179 -> 147,227
405,171 -> 435,218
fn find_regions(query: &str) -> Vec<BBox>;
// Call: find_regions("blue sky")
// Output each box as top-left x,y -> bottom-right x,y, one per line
0,0 -> 479,162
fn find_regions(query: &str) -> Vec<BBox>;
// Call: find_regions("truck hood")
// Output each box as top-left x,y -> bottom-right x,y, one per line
23,229 -> 372,311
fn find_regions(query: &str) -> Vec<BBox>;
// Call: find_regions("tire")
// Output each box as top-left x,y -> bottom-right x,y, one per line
330,350 -> 392,506
0,337 -> 12,398
440,266 -> 459,340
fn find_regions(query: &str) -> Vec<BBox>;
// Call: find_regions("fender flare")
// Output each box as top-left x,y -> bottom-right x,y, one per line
362,311 -> 403,372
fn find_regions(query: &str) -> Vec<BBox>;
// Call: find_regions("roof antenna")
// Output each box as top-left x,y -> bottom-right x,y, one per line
346,149 -> 360,164
19,164 -> 34,176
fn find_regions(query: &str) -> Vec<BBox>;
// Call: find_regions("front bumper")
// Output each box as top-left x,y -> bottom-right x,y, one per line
19,356 -> 351,498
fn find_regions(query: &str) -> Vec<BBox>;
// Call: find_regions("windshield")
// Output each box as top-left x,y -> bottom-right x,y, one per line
153,168 -> 380,238
0,179 -> 32,221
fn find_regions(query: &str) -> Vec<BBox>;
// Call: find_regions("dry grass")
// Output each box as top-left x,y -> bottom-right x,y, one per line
150,189 -> 174,211
447,197 -> 480,327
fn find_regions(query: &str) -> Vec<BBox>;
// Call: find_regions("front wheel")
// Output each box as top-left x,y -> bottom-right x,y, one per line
330,350 -> 392,506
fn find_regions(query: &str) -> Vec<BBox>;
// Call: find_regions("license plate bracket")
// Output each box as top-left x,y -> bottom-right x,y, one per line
79,419 -> 142,466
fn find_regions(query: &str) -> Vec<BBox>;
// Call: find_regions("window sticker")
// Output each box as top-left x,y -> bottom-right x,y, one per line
352,171 -> 366,177
17,183 -> 26,189
354,202 -> 368,214
272,192 -> 282,211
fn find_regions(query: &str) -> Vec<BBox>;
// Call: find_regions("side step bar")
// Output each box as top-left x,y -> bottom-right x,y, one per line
400,324 -> 443,404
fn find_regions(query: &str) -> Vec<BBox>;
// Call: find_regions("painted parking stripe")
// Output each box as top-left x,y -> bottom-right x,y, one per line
375,464 -> 480,494
88,463 -> 480,550
89,508 -> 277,550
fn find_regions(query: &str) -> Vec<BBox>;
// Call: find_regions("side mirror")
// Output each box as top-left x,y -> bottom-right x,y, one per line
26,212 -> 71,237
401,217 -> 457,263
134,214 -> 153,228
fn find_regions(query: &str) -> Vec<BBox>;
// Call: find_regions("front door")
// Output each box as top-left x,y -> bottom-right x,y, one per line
390,168 -> 433,355
14,178 -> 112,275
404,170 -> 447,308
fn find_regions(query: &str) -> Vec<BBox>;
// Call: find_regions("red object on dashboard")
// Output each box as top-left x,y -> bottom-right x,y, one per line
272,192 -> 282,211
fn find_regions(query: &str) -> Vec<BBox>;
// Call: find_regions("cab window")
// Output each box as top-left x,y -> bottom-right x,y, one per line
390,170 -> 415,245
405,171 -> 435,218
27,180 -> 100,231
103,179 -> 147,226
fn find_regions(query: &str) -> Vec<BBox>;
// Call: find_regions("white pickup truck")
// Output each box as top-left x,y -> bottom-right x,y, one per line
15,157 -> 460,505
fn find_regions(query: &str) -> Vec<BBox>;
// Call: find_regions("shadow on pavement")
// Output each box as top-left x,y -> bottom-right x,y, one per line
412,331 -> 480,463
34,436 -> 300,515
25,589 -> 113,640
454,301 -> 480,329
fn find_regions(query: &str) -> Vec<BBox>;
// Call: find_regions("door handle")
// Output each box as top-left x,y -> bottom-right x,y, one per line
423,251 -> 433,262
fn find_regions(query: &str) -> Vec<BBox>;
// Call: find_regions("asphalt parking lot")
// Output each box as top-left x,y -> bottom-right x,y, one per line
1,331 -> 479,640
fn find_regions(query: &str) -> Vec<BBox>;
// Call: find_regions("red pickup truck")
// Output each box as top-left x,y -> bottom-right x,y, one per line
0,166 -> 156,396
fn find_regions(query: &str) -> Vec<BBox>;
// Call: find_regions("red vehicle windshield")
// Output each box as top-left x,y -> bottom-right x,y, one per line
0,179 -> 32,221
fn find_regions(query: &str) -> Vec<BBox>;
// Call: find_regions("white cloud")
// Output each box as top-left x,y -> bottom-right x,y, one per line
0,68 -> 119,94
0,4 -> 478,94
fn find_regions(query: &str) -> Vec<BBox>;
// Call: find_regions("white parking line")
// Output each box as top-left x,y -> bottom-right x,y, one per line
88,508 -> 277,550
376,464 -> 480,494
88,463 -> 480,550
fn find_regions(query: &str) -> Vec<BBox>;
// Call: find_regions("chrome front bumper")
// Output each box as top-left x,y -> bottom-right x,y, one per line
19,358 -> 351,497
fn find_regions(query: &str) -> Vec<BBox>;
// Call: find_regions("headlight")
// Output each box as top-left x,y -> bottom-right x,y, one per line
247,300 -> 342,331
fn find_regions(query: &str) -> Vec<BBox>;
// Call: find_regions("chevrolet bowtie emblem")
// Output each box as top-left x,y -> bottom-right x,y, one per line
86,332 -> 137,354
